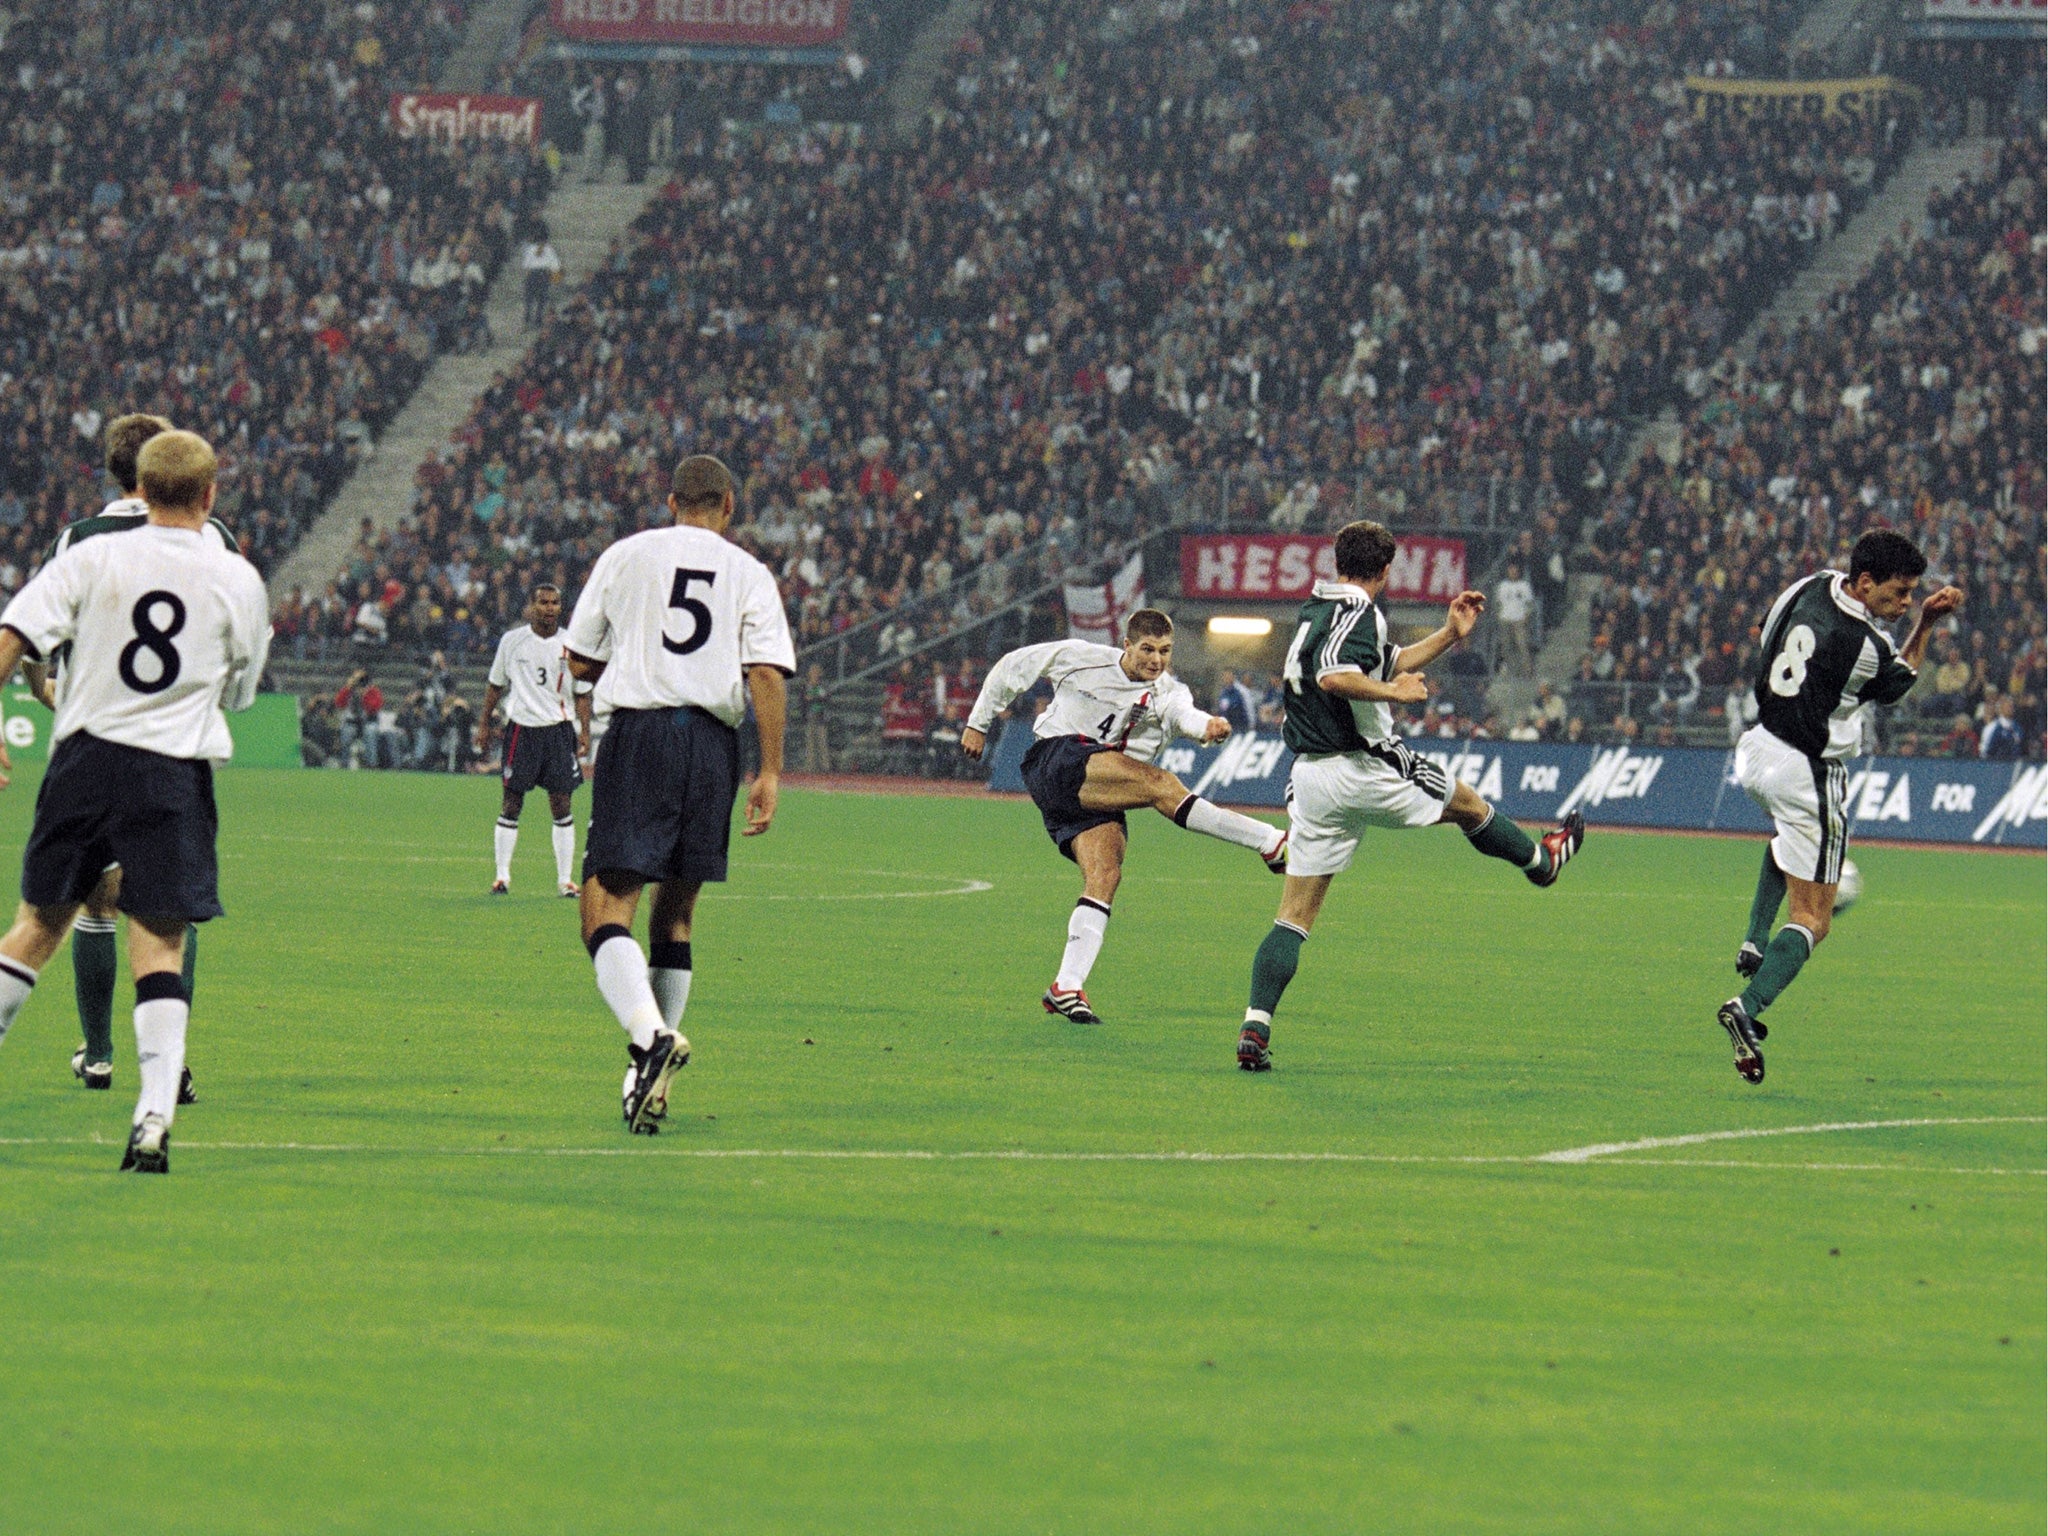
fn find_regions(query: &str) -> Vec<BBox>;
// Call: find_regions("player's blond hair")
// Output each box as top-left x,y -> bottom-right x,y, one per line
136,430 -> 216,511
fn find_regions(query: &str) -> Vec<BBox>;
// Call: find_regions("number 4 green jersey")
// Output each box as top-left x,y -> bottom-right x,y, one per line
1753,570 -> 1918,760
1280,580 -> 1404,755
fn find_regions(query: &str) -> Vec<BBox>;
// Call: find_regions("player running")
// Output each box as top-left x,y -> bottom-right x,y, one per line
22,413 -> 227,1102
478,583 -> 591,897
0,431 -> 269,1171
1234,520 -> 1585,1071
1716,531 -> 1961,1083
565,454 -> 793,1133
961,610 -> 1288,1026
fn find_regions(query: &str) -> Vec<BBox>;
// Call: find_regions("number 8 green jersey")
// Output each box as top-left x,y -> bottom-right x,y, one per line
1279,580 -> 1403,756
1753,570 -> 1919,760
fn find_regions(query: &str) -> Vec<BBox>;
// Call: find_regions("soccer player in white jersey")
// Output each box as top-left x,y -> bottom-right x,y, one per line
961,609 -> 1288,1025
21,414 -> 231,1099
0,431 -> 270,1172
478,583 -> 591,897
565,455 -> 794,1133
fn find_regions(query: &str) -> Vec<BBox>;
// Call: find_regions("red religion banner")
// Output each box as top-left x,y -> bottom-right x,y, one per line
551,0 -> 849,48
1180,534 -> 1469,604
388,93 -> 542,145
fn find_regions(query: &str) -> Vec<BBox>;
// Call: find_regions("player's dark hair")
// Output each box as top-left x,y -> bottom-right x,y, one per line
1848,530 -> 1927,586
672,453 -> 735,510
1125,609 -> 1174,642
1333,520 -> 1399,581
105,413 -> 173,494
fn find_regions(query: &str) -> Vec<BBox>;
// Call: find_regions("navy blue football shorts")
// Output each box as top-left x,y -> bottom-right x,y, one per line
582,706 -> 739,885
21,732 -> 222,921
1019,735 -> 1125,861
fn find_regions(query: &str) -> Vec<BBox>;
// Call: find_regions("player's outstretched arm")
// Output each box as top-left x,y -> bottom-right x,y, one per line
1393,590 -> 1485,673
1898,586 -> 1964,671
1319,669 -> 1429,705
744,663 -> 786,836
963,642 -> 1067,756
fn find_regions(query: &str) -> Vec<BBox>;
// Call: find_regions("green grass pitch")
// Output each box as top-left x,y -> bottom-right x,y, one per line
0,767 -> 2040,1533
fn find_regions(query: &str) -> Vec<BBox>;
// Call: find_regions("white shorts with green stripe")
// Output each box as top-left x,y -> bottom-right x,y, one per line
1285,745 -> 1456,878
1734,724 -> 1849,885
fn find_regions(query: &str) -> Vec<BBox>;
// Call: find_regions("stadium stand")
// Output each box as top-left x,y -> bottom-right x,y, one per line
0,0 -> 550,587
1567,127 -> 2044,759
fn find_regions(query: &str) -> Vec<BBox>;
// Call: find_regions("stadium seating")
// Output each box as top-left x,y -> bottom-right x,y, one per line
1569,128 -> 2044,758
0,0 -> 549,586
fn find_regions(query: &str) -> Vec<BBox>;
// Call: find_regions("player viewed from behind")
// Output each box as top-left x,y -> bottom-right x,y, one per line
1235,520 -> 1585,1071
478,583 -> 590,897
1717,530 -> 1962,1083
22,413 -> 230,1101
0,431 -> 269,1171
961,611 -> 1287,1026
565,454 -> 793,1133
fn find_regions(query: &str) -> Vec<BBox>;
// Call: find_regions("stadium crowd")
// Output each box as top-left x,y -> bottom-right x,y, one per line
1568,127 -> 2044,759
0,0 -> 551,587
293,0 -> 1919,702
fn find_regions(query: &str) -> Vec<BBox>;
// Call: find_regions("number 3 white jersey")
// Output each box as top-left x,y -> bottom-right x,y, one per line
564,523 -> 795,727
1,522 -> 271,761
487,624 -> 575,727
967,640 -> 1211,765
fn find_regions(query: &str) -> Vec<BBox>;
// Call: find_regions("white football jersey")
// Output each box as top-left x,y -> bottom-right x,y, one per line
2,522 -> 270,761
564,523 -> 795,726
487,624 -> 576,727
968,640 -> 1211,765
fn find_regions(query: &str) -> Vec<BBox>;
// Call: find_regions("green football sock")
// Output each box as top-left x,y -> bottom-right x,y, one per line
1745,847 -> 1787,951
1245,922 -> 1308,1034
72,921 -> 117,1065
181,924 -> 199,1011
1739,924 -> 1814,1016
1465,809 -> 1542,872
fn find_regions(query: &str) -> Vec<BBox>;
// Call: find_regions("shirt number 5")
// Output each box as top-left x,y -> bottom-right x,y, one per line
662,569 -> 717,656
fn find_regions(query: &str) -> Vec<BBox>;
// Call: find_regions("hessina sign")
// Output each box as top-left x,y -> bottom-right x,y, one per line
985,722 -> 2047,848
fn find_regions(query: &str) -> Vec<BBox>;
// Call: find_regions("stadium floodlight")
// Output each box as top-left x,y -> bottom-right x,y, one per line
1207,616 -> 1273,637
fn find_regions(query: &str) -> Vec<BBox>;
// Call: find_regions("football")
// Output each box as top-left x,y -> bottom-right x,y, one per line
1833,860 -> 1863,914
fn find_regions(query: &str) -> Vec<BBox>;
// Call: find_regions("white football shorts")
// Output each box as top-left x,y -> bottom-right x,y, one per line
1285,746 -> 1455,877
1734,725 -> 1848,884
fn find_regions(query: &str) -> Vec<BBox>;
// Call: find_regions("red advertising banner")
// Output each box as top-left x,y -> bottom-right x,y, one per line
388,93 -> 542,145
1180,534 -> 1469,605
551,0 -> 848,47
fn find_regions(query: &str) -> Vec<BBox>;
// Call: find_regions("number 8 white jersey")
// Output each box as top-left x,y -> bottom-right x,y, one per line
1,522 -> 271,761
564,523 -> 795,727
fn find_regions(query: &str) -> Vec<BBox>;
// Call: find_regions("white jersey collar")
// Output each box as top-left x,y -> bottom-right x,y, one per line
1825,570 -> 1872,622
1312,579 -> 1373,602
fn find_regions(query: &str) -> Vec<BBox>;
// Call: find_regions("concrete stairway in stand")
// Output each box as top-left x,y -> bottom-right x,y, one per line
268,172 -> 666,601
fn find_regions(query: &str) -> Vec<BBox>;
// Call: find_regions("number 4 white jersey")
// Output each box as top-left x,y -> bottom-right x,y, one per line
967,640 -> 1211,765
564,523 -> 795,727
1,522 -> 271,761
487,624 -> 575,727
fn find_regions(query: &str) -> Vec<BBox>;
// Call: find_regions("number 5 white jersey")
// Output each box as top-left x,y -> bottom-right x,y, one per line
564,523 -> 795,727
1,522 -> 271,761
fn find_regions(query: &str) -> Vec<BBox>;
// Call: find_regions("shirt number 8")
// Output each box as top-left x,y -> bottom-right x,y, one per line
1768,624 -> 1815,698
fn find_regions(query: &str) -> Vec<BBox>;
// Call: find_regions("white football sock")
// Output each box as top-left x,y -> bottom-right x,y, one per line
0,956 -> 36,1044
650,968 -> 692,1032
134,996 -> 188,1124
1178,795 -> 1282,855
1055,899 -> 1111,992
494,818 -> 518,883
551,817 -> 576,886
591,933 -> 663,1050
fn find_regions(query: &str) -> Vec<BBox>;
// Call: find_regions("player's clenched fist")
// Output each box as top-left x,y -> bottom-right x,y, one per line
1200,717 -> 1232,744
1390,673 -> 1429,703
959,726 -> 986,760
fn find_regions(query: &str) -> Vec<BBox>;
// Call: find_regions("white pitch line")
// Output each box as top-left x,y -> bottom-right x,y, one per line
0,1116 -> 2041,1178
1536,1115 -> 2046,1164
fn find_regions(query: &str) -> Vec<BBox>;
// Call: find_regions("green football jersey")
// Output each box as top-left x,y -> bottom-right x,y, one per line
1753,569 -> 1918,760
1280,580 -> 1403,755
